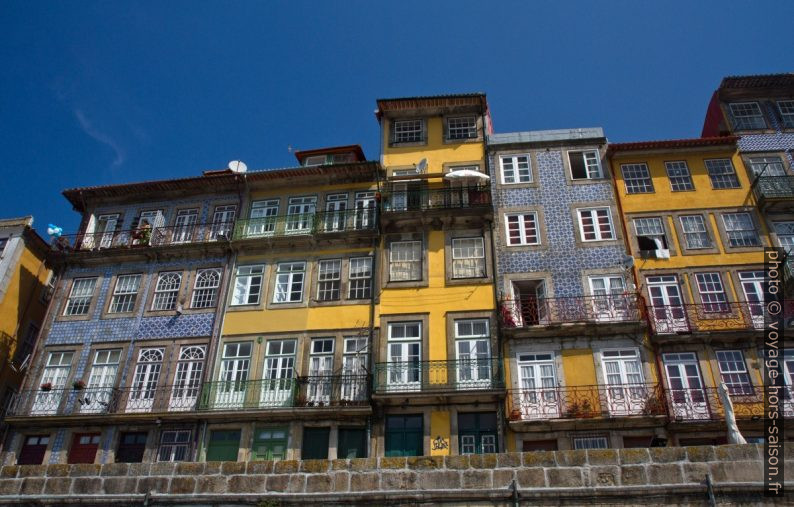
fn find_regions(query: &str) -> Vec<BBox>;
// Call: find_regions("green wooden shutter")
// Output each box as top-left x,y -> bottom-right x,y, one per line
206,430 -> 240,461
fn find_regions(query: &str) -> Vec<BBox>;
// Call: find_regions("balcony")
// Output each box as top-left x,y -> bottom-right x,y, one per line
51,222 -> 235,254
506,384 -> 666,423
381,186 -> 492,215
198,375 -> 369,412
753,176 -> 794,210
232,209 -> 377,242
665,386 -> 771,422
372,359 -> 504,398
647,302 -> 763,336
499,294 -> 643,337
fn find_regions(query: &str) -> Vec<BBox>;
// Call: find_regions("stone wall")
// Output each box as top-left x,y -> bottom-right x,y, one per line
0,444 -> 791,505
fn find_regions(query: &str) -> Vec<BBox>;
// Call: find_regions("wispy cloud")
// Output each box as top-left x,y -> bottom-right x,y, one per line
73,108 -> 125,169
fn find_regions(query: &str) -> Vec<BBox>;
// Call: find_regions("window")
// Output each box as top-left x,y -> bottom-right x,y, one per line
40,272 -> 57,303
705,159 -> 740,189
722,213 -> 760,247
729,102 -> 766,129
285,197 -> 316,234
602,349 -> 643,386
748,156 -> 786,177
206,430 -> 240,462
209,205 -> 236,240
32,351 -> 73,415
458,412 -> 497,454
80,348 -> 121,414
127,348 -> 164,412
157,430 -> 191,461
447,116 -> 477,140
778,100 -> 794,128
621,164 -> 654,193
303,155 -> 326,166
308,338 -> 334,404
190,268 -> 221,308
679,215 -> 711,249
353,192 -> 376,230
273,262 -> 306,303
15,323 -> 38,364
108,274 -> 141,313
451,237 -> 485,278
317,259 -> 342,301
263,340 -> 296,406
338,428 -> 367,459
500,155 -> 532,184
231,265 -> 264,306
342,337 -> 368,402
116,432 -> 147,463
216,342 -> 251,409
152,272 -> 181,311
695,272 -> 729,313
64,277 -> 97,316
172,209 -> 198,243
716,350 -> 752,396
577,208 -> 615,241
0,237 -> 7,256
569,150 -> 602,180
387,322 -> 422,390
665,161 -> 694,191
67,433 -> 101,464
389,241 -> 422,281
247,200 -> 279,237
774,222 -> 794,253
348,257 -> 372,299
633,217 -> 668,255
505,213 -> 539,246
170,345 -> 205,411
253,428 -> 288,461
455,320 -> 491,387
385,414 -> 423,457
572,435 -> 609,450
392,119 -> 424,144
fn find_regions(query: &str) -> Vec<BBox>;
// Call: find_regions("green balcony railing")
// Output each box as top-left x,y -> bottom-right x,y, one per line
233,209 -> 377,240
754,176 -> 794,201
199,378 -> 298,411
372,359 -> 503,394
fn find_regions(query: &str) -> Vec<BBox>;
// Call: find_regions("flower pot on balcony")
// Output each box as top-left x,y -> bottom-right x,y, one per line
509,408 -> 522,421
72,380 -> 86,390
40,383 -> 52,392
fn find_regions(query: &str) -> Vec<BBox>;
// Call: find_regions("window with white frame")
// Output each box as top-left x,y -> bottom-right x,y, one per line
190,268 -> 221,308
572,435 -> 609,450
729,102 -> 766,130
158,430 -> 192,462
569,150 -> 602,180
679,215 -> 711,249
716,350 -> 753,395
665,161 -> 694,191
705,159 -> 740,189
505,213 -> 539,246
273,262 -> 306,303
621,164 -> 654,193
602,349 -> 643,386
389,241 -> 422,281
722,213 -> 760,247
778,100 -> 794,128
695,272 -> 729,312
309,338 -> 334,376
152,272 -> 182,311
500,155 -> 531,184
348,257 -> 372,299
317,259 -> 342,301
108,274 -> 142,313
452,237 -> 485,278
577,208 -> 615,241
387,322 -> 422,388
231,265 -> 264,306
633,217 -> 668,252
774,222 -> 794,253
392,119 -> 424,144
447,116 -> 477,140
747,156 -> 786,177
64,277 -> 97,316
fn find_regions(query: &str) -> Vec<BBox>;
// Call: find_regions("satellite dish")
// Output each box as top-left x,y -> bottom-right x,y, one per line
415,158 -> 427,173
619,254 -> 635,270
228,160 -> 248,173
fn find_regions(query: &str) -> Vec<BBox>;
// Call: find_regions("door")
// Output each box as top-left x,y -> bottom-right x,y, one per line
96,214 -> 119,248
67,433 -> 101,464
338,428 -> 367,459
126,348 -> 164,413
80,349 -> 120,414
206,430 -> 240,462
116,432 -> 147,463
739,271 -> 764,329
353,192 -> 376,229
32,351 -> 73,415
285,197 -> 316,234
17,435 -> 49,465
209,205 -> 236,240
647,276 -> 688,333
169,345 -> 205,411
511,281 -> 547,326
458,412 -> 498,455
341,337 -> 367,402
385,415 -> 423,457
323,194 -> 347,232
247,200 -> 279,237
262,340 -> 296,407
663,353 -> 708,420
215,342 -> 251,409
589,276 -> 627,321
517,354 -> 558,418
455,320 -> 491,388
601,349 -> 645,415
308,339 -> 333,405
172,209 -> 198,244
387,323 -> 421,391
301,427 -> 330,460
252,428 -> 288,461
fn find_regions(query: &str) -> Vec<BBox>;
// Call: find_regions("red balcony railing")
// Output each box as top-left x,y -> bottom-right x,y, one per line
50,222 -> 236,253
499,294 -> 642,329
506,384 -> 666,421
665,386 -> 770,421
647,302 -> 764,335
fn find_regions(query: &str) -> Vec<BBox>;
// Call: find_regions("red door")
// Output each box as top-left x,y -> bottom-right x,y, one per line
68,433 -> 101,464
17,435 -> 49,465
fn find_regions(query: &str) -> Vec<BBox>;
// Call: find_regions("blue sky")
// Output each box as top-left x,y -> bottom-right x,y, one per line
1,1 -> 791,233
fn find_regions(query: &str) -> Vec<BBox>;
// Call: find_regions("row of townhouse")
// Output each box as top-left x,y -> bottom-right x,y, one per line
1,75 -> 792,466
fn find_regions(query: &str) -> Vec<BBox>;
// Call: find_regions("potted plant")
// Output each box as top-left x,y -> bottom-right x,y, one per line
72,379 -> 86,390
509,408 -> 522,421
40,382 -> 52,392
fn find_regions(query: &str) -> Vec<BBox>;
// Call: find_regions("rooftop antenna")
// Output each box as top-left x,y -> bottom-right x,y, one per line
414,158 -> 427,174
228,160 -> 248,173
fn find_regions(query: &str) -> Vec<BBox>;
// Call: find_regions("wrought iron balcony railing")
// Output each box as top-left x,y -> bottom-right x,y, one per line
665,385 -> 771,421
198,375 -> 369,411
233,209 -> 377,240
381,186 -> 491,212
499,294 -> 642,329
51,222 -> 236,253
372,359 -> 504,394
647,302 -> 763,335
753,175 -> 794,202
507,384 -> 666,421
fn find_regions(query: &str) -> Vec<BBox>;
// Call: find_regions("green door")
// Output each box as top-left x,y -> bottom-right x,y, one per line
458,412 -> 497,454
301,427 -> 329,460
385,415 -> 423,457
253,427 -> 288,461
206,429 -> 240,461
338,428 -> 367,458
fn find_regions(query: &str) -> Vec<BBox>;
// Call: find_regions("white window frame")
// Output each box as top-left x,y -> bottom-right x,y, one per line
190,268 -> 221,309
392,119 -> 425,144
504,213 -> 539,246
621,164 -> 654,193
716,350 -> 753,396
108,274 -> 142,314
722,213 -> 760,247
572,435 -> 609,450
273,262 -> 306,303
679,215 -> 711,249
231,265 -> 264,306
568,150 -> 603,180
446,116 -> 477,140
499,155 -> 532,184
63,277 -> 97,316
348,257 -> 373,299
748,156 -> 786,177
633,217 -> 668,252
694,272 -> 729,313
778,100 -> 794,128
577,207 -> 615,242
158,429 -> 192,462
317,259 -> 342,301
729,102 -> 766,130
389,240 -> 422,282
665,161 -> 694,191
152,272 -> 182,311
451,237 -> 485,278
705,159 -> 740,189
